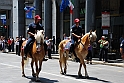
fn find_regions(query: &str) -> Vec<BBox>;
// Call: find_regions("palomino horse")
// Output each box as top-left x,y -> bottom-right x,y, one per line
58,30 -> 97,78
21,30 -> 45,81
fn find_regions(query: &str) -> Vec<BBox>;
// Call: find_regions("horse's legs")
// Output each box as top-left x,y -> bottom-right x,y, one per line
78,63 -> 82,77
38,60 -> 42,75
31,59 -> 35,77
59,51 -> 64,75
21,48 -> 25,77
35,60 -> 39,81
22,58 -> 25,77
64,51 -> 68,74
78,58 -> 89,78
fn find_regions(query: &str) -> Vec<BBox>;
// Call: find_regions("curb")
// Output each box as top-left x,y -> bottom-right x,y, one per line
7,52 -> 124,67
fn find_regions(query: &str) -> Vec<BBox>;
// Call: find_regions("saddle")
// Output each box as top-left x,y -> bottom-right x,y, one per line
25,41 -> 37,55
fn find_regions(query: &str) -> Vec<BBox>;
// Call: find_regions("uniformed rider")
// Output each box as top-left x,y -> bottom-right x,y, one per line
23,15 -> 44,60
70,18 -> 83,62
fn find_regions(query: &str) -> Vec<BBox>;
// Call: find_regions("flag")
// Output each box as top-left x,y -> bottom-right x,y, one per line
68,0 -> 74,14
60,0 -> 69,12
24,6 -> 36,18
2,19 -> 6,25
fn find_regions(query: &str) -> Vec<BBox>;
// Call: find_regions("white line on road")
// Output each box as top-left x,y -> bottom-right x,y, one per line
0,63 -> 92,83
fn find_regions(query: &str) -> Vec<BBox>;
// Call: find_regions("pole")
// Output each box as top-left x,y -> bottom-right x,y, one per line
70,13 -> 72,36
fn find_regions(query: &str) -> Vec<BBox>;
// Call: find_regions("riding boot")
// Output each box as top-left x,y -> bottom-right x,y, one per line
24,46 -> 28,60
73,50 -> 80,62
70,44 -> 80,62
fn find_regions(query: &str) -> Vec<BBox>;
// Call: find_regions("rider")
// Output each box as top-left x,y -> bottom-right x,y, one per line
70,18 -> 83,62
23,15 -> 44,60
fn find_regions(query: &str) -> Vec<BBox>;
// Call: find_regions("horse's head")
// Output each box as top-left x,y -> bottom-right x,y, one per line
35,30 -> 44,51
89,30 -> 97,48
81,30 -> 97,48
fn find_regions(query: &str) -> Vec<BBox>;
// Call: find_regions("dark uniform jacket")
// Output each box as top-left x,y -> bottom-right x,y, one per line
27,22 -> 44,38
71,24 -> 82,42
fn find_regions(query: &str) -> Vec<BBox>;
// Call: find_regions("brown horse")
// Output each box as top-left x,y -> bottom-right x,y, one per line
21,30 -> 45,81
58,30 -> 97,78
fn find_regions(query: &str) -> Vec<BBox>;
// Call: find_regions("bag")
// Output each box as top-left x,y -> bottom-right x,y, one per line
100,44 -> 103,48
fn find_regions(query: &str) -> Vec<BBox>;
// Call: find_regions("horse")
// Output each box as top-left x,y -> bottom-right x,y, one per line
58,30 -> 97,78
21,30 -> 45,81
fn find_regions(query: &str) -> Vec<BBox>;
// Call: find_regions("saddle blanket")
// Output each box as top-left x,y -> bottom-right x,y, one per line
64,41 -> 72,50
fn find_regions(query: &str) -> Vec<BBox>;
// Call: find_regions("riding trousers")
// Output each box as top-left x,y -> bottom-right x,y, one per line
24,36 -> 35,55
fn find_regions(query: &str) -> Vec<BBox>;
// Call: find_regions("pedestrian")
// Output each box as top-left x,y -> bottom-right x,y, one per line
56,36 -> 61,52
63,33 -> 68,40
120,33 -> 124,43
18,36 -> 23,56
98,36 -> 109,62
86,44 -> 92,64
11,38 -> 14,52
7,37 -> 11,52
15,37 -> 19,55
46,39 -> 52,59
52,36 -> 55,53
120,39 -> 124,60
70,18 -> 83,62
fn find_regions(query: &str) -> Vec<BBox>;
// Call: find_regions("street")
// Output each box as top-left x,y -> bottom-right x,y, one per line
0,52 -> 124,83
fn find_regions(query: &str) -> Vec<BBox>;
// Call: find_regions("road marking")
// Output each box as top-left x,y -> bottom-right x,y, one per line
0,63 -> 92,83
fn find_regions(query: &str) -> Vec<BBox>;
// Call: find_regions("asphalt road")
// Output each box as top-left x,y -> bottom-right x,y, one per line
0,52 -> 124,83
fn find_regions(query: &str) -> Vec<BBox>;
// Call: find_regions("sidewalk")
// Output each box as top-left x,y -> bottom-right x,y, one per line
7,52 -> 124,67
51,54 -> 124,68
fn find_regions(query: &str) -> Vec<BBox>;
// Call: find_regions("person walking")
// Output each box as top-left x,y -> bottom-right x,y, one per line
86,44 -> 93,64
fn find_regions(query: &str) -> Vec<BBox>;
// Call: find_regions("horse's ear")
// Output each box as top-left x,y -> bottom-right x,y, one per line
94,30 -> 96,33
90,30 -> 92,34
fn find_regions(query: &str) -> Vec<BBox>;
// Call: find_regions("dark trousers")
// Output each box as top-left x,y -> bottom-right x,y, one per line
86,50 -> 92,61
24,37 -> 35,55
99,48 -> 108,62
16,45 -> 19,55
48,49 -> 52,59
8,45 -> 11,52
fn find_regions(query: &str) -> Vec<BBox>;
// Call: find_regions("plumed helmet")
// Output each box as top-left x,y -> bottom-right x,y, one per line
74,18 -> 80,23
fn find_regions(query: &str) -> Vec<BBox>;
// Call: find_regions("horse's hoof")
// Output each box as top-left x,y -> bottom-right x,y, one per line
85,76 -> 89,79
22,74 -> 26,77
64,71 -> 66,75
36,78 -> 40,82
32,73 -> 36,77
60,72 -> 65,75
78,74 -> 82,77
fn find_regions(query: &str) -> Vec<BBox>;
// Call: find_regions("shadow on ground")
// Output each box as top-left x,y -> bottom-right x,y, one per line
65,74 -> 112,83
24,76 -> 59,83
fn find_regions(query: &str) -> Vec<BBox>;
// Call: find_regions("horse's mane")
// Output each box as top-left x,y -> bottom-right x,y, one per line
35,30 -> 44,44
81,33 -> 90,45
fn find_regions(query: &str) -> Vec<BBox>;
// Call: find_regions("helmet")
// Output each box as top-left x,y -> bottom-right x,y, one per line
74,18 -> 80,23
34,15 -> 41,20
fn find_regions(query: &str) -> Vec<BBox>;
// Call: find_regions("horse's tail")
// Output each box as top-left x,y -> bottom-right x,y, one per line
58,41 -> 64,54
58,43 -> 69,67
